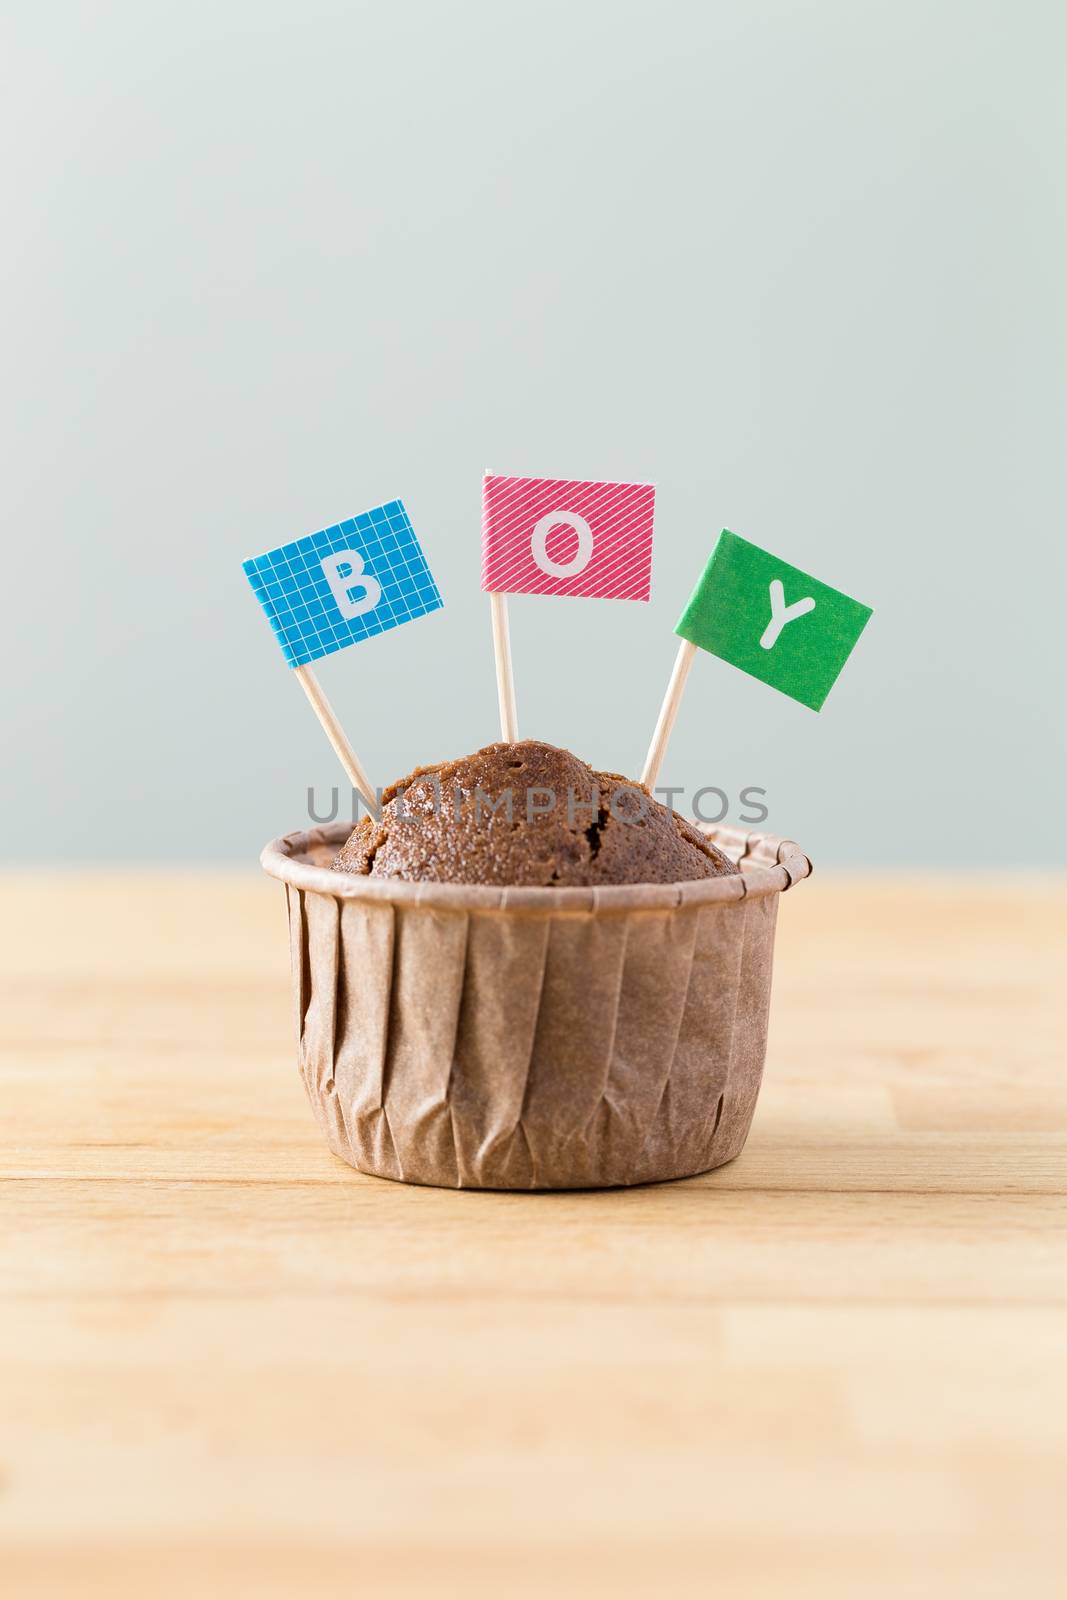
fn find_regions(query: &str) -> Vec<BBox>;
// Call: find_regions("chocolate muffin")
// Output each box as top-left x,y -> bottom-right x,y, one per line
333,740 -> 738,887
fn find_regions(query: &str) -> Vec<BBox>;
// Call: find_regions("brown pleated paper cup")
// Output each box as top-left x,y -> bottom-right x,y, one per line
260,822 -> 811,1190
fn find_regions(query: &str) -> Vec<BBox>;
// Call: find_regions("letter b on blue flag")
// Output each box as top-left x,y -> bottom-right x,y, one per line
243,500 -> 443,667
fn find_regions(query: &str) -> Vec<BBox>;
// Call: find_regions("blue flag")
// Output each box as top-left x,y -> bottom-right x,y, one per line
243,499 -> 443,667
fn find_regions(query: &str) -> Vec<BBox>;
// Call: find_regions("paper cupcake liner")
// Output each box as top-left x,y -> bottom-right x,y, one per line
261,823 -> 811,1190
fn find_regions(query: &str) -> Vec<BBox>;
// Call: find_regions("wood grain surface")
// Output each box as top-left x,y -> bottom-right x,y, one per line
1,872 -> 1064,1599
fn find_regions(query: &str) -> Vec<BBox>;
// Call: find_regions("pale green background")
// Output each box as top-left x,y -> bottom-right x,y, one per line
3,1 -> 1065,865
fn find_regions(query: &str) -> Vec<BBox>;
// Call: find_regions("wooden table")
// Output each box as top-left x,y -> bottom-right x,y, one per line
2,873 -> 1064,1599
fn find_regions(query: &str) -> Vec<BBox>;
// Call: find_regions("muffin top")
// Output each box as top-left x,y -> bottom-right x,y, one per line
333,740 -> 739,888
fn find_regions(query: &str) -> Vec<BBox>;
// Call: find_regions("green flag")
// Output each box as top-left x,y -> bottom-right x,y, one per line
675,530 -> 872,711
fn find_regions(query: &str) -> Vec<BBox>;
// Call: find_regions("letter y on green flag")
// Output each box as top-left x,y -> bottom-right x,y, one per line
675,531 -> 872,711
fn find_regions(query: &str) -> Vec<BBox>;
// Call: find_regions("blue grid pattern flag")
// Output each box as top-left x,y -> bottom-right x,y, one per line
242,499 -> 443,668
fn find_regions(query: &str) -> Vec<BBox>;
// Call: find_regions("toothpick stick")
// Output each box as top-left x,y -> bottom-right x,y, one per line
293,663 -> 380,820
489,590 -> 519,742
484,466 -> 519,744
640,639 -> 696,791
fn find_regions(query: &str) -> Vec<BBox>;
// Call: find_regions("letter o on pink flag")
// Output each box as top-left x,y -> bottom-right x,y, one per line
481,474 -> 655,601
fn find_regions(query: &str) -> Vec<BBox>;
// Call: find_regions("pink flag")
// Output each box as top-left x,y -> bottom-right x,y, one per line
481,474 -> 655,601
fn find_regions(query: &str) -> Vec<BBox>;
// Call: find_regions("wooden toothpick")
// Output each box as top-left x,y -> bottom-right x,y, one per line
489,590 -> 519,743
294,664 -> 380,821
640,639 -> 696,791
484,469 -> 519,743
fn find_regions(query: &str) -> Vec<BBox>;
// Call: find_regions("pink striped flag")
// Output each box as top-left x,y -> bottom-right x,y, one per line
481,474 -> 655,601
